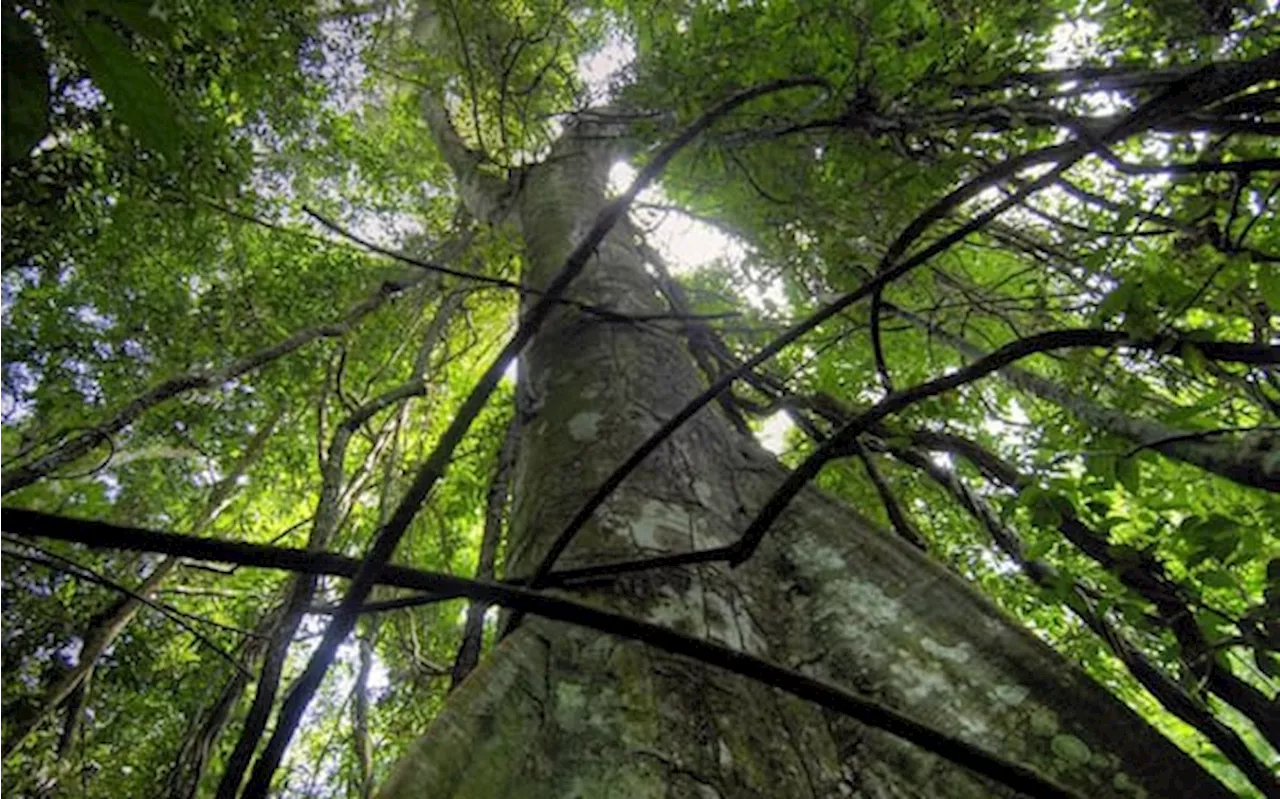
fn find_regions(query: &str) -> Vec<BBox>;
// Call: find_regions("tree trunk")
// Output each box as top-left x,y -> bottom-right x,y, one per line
376,123 -> 1233,797
451,416 -> 518,690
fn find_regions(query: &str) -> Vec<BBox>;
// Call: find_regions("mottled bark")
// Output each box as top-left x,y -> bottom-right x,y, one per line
887,443 -> 1278,797
378,120 -> 1232,797
903,427 -> 1280,750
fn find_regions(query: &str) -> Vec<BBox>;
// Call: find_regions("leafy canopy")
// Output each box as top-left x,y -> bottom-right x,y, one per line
2,0 -> 1277,797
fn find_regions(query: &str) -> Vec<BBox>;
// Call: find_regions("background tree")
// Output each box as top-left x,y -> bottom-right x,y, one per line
2,0 -> 1276,797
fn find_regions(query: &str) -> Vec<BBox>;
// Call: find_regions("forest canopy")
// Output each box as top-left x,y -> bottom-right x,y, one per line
1,0 -> 1277,797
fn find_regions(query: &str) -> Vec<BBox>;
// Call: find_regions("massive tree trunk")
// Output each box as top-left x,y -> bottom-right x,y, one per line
376,118 -> 1233,797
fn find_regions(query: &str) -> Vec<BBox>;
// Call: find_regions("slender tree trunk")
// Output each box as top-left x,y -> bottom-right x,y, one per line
26,666 -> 93,799
450,415 -> 518,689
163,610 -> 279,799
377,122 -> 1233,797
353,627 -> 376,799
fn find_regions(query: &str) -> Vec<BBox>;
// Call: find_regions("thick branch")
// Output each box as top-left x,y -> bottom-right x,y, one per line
0,508 -> 1079,799
732,329 -> 1280,565
410,4 -> 514,221
893,309 -> 1280,492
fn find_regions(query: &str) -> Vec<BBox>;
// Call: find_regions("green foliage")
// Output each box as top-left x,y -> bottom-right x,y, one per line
2,4 -> 51,171
63,13 -> 184,160
3,0 -> 1278,796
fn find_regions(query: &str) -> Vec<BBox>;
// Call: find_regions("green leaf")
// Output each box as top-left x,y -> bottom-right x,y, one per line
209,7 -> 240,34
1198,569 -> 1235,590
1179,343 -> 1209,378
1022,487 -> 1071,528
1260,267 -> 1280,309
83,0 -> 171,41
1085,453 -> 1116,487
2,4 -> 50,171
1096,281 -> 1134,322
1182,514 -> 1240,566
68,19 -> 183,160
1116,457 -> 1141,494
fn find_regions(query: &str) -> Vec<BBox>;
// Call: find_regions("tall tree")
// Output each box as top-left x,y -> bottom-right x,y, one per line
3,1 -> 1276,797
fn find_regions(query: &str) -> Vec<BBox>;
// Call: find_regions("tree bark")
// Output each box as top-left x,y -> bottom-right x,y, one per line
902,427 -> 1279,750
376,119 -> 1233,797
886,442 -> 1278,796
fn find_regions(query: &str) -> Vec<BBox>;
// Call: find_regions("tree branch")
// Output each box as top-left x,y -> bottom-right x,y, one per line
901,429 -> 1280,748
729,329 -> 1278,566
2,282 -> 420,495
0,508 -> 1080,799
304,207 -> 735,325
